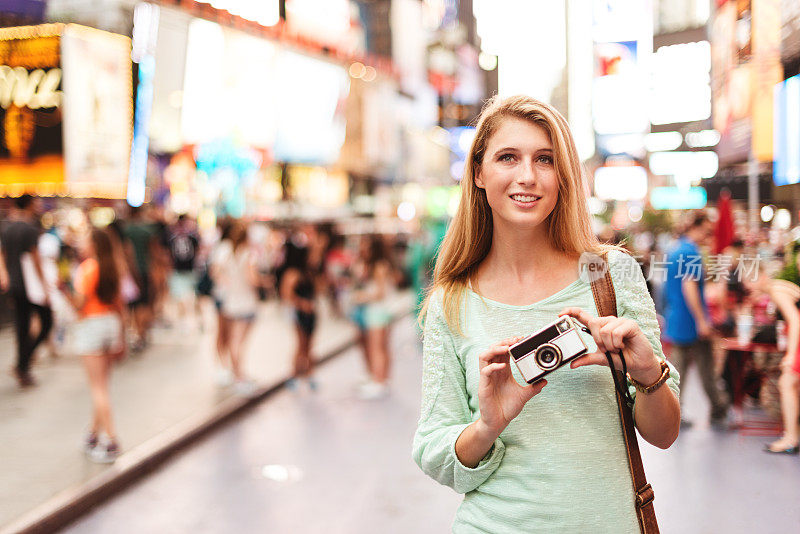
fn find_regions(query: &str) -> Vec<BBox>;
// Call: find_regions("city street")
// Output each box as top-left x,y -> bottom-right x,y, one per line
2,1 -> 800,533
62,316 -> 800,534
0,297 -> 373,529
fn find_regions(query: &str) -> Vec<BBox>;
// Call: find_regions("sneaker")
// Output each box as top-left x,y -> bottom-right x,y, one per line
215,367 -> 234,387
90,440 -> 120,463
83,432 -> 99,454
357,381 -> 389,400
233,380 -> 258,398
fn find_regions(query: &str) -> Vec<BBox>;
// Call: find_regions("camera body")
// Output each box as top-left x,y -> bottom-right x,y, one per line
508,316 -> 589,384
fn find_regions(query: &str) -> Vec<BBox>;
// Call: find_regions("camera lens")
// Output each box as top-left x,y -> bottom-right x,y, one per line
535,344 -> 562,370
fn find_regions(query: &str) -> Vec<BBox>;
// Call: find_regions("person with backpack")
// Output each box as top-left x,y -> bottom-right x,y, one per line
168,214 -> 200,329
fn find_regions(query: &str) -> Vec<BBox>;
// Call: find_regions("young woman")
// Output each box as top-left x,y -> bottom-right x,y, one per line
210,221 -> 260,396
746,267 -> 800,454
67,228 -> 126,463
208,217 -> 233,385
279,232 -> 320,391
413,95 -> 681,532
351,234 -> 395,399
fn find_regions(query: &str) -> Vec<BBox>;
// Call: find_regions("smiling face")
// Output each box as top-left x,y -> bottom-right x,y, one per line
475,116 -> 559,233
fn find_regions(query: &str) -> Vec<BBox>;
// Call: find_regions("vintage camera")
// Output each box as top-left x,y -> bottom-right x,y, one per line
509,316 -> 589,384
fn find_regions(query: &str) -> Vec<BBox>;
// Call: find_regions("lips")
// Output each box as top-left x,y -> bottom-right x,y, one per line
510,194 -> 541,203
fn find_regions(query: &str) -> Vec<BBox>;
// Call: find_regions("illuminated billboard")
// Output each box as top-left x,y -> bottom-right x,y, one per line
182,18 -> 350,166
61,25 -> 133,196
773,74 -> 800,186
650,186 -> 707,210
650,41 -> 712,125
0,24 -> 132,198
591,0 -> 652,141
273,51 -> 349,165
0,25 -> 63,196
182,19 -> 280,150
711,0 -> 782,164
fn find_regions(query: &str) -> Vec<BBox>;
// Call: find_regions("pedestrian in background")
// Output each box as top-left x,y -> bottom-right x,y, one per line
24,226 -> 70,360
351,234 -> 395,399
167,214 -> 200,330
0,195 -> 50,387
279,230 -> 319,391
664,213 -> 730,429
63,228 -> 126,463
210,221 -> 259,396
123,206 -> 156,352
209,217 -> 233,385
325,231 -> 353,318
746,256 -> 800,454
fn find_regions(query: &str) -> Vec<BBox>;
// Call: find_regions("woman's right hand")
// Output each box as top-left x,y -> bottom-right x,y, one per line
477,337 -> 548,436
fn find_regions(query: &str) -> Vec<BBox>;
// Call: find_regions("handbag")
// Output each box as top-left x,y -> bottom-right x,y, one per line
589,253 -> 660,534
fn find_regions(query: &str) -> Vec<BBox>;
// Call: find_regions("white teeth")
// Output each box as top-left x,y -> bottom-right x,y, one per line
511,194 -> 539,202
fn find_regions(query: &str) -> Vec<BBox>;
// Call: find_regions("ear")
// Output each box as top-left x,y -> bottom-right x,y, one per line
474,167 -> 485,189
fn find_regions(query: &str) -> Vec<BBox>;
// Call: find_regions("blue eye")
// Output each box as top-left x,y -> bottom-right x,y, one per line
537,155 -> 554,165
498,153 -> 515,162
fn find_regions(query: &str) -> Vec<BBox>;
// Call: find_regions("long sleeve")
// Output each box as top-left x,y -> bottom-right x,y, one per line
412,292 -> 505,494
608,250 -> 680,407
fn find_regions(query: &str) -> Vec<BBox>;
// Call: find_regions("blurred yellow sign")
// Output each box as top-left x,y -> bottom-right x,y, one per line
0,24 -> 133,198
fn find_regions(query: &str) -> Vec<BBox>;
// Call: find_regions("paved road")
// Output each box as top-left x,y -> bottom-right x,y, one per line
0,296 -> 377,528
65,317 -> 800,533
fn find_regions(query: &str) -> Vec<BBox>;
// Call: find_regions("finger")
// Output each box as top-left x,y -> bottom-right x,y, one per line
522,379 -> 548,400
570,352 -> 610,369
611,320 -> 637,350
479,344 -> 513,364
491,336 -> 524,349
587,318 -> 609,353
599,321 -> 621,353
480,362 -> 507,378
558,307 -> 594,327
595,350 -> 626,371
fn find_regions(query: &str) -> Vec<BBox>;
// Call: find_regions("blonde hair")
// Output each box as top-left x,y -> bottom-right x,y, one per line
421,95 -> 604,332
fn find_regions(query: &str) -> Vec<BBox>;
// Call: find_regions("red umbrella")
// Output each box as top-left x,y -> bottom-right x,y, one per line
714,189 -> 735,254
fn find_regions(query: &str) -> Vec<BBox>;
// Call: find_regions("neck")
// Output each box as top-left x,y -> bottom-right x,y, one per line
482,218 -> 563,283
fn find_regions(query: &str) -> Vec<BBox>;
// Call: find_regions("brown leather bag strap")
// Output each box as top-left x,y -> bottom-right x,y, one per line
589,256 -> 660,534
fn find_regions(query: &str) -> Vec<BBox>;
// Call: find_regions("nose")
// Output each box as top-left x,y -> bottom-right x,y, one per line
516,158 -> 537,186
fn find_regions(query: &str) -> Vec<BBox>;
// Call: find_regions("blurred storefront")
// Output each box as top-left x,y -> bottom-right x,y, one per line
647,27 -> 716,207
0,23 -> 133,199
709,0 -> 783,220
35,0 -> 488,230
771,0 -> 800,214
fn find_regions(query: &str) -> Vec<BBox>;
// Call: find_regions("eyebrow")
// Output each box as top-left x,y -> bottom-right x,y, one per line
492,147 -> 553,155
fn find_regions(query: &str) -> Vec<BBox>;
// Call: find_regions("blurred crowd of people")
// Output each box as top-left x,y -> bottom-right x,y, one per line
4,193 -> 799,462
615,210 -> 800,455
0,195 -> 430,462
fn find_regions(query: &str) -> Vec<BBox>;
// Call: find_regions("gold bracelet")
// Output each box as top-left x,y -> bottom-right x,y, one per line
627,360 -> 670,395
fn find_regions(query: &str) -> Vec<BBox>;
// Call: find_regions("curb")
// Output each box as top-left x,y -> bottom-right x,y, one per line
1,332 -> 368,534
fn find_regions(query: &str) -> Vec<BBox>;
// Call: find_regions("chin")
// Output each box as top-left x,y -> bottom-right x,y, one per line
498,211 -> 549,229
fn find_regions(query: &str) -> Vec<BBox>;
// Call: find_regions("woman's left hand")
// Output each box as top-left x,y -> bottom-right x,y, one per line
559,307 -> 662,383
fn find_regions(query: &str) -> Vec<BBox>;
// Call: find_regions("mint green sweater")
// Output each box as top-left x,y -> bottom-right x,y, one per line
413,250 -> 679,533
